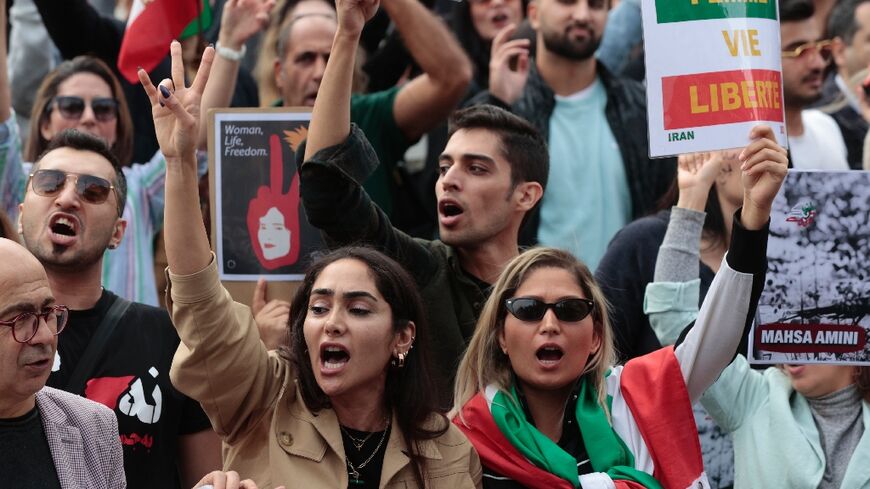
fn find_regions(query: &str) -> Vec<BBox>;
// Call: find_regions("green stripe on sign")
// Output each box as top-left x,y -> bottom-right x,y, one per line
655,0 -> 777,23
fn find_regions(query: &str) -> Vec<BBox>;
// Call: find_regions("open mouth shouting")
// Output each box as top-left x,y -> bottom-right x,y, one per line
536,344 -> 565,369
320,343 -> 351,373
48,213 -> 80,247
438,198 -> 465,227
490,11 -> 510,29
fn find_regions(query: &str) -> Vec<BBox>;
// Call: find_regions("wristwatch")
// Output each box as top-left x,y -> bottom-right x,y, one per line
215,41 -> 247,62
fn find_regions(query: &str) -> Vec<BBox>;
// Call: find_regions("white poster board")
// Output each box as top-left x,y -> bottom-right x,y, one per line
641,0 -> 788,157
748,171 -> 870,365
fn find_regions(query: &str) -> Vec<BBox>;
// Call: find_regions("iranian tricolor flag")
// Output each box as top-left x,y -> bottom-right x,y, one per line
117,0 -> 203,83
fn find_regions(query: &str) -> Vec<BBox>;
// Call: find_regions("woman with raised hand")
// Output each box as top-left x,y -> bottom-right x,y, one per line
452,127 -> 788,489
140,38 -> 481,489
645,168 -> 870,487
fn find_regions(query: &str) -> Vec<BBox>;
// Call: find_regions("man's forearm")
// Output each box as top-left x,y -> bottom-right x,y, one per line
382,0 -> 470,90
197,54 -> 241,150
304,30 -> 359,160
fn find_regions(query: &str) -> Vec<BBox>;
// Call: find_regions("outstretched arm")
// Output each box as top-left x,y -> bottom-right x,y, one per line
196,0 -> 274,150
138,42 -> 214,275
304,0 -> 379,159
644,151 -> 724,344
385,0 -> 472,142
33,0 -> 123,63
674,126 -> 788,402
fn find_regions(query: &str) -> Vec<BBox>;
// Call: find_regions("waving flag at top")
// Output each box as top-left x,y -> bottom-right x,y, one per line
117,0 -> 202,83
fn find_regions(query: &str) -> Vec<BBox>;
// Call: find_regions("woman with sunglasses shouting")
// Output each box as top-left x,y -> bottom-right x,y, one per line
451,128 -> 789,489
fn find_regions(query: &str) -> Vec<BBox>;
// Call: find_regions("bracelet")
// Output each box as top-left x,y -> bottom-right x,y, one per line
215,41 -> 247,62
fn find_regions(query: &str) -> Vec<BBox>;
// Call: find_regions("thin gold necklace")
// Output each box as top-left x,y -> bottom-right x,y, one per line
345,417 -> 391,486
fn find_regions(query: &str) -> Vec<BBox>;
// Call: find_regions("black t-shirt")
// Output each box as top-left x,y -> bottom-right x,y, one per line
0,406 -> 62,489
47,290 -> 212,489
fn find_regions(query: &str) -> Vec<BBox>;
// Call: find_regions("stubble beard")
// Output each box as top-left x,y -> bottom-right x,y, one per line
21,223 -> 110,275
542,28 -> 601,61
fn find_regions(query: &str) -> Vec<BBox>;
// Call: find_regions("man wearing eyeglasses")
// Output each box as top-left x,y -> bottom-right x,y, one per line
0,237 -> 125,488
779,0 -> 850,170
16,129 -> 221,489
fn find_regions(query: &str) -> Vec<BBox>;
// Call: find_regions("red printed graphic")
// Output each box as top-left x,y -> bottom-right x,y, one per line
662,69 -> 784,130
85,376 -> 135,410
246,134 -> 302,270
755,323 -> 866,354
120,433 -> 154,450
85,368 -> 164,424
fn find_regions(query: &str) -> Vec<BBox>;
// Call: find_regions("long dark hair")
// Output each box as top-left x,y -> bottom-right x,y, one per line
282,246 -> 447,486
27,56 -> 134,166
448,0 -> 530,90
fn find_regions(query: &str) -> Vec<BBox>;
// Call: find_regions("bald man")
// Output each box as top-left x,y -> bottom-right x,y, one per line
0,238 -> 125,488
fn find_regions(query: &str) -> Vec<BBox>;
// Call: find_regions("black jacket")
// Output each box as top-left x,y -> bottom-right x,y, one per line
468,61 -> 676,246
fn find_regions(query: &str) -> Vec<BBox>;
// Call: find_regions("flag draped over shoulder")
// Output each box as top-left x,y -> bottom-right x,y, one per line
117,0 -> 202,83
455,383 -> 659,489
454,346 -> 708,489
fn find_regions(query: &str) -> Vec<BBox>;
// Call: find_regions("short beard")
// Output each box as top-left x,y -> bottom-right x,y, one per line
784,88 -> 822,110
542,29 -> 600,61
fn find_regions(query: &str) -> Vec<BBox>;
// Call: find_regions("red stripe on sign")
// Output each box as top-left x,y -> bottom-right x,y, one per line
663,70 -> 784,130
755,323 -> 866,354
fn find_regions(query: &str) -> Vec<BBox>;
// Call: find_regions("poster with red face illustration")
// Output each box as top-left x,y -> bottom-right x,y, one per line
211,110 -> 324,281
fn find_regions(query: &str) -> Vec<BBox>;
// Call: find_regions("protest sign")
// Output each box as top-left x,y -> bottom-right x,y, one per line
641,0 -> 788,157
208,108 -> 325,304
749,171 -> 870,365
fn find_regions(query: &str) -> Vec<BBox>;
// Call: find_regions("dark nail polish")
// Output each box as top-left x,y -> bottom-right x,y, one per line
159,85 -> 171,98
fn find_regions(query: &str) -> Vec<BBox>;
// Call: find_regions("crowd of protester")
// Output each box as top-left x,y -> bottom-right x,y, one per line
0,0 -> 868,487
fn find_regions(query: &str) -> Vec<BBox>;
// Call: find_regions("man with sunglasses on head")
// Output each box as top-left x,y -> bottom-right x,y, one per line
779,0 -> 850,170
0,237 -> 125,488
16,129 -> 221,489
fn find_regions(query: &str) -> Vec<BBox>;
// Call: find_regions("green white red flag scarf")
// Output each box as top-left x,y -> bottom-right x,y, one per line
456,380 -> 660,489
455,346 -> 707,489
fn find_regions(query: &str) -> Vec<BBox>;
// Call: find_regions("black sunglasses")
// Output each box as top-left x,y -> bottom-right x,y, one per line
47,96 -> 119,123
30,169 -> 116,208
504,297 -> 595,322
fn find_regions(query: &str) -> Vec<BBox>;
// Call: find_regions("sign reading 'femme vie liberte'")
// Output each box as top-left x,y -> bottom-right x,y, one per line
641,0 -> 788,157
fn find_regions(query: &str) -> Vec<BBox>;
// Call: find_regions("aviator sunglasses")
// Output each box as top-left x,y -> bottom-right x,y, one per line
46,96 -> 119,123
504,297 -> 595,322
781,39 -> 833,62
29,169 -> 117,209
